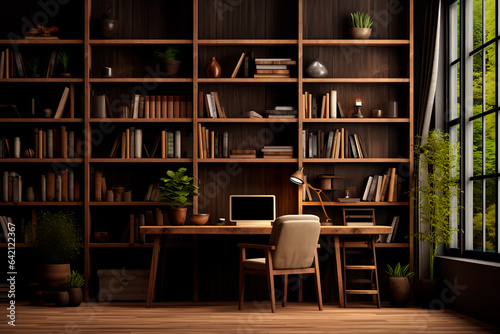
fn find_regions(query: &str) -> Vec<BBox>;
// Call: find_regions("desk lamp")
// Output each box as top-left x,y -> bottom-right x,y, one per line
290,168 -> 331,223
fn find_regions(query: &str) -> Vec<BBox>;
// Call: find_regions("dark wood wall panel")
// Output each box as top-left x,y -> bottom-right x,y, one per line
198,0 -> 298,39
303,46 -> 408,78
91,0 -> 192,39
303,0 -> 409,39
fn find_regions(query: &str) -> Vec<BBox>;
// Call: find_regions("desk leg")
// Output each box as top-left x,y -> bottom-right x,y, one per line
146,235 -> 161,308
334,235 -> 344,308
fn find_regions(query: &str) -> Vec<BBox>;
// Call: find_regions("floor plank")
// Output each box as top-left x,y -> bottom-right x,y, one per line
1,301 -> 498,333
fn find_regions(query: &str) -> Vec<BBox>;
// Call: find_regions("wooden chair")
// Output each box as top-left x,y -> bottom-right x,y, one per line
237,214 -> 323,313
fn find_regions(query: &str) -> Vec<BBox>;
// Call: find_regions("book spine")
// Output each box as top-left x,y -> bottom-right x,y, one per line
167,131 -> 174,158
167,96 -> 174,118
68,131 -> 75,158
149,95 -> 156,118
46,171 -> 55,201
13,136 -> 21,158
94,171 -> 102,201
135,128 -> 142,159
40,174 -> 46,202
121,131 -> 126,158
2,171 -> 8,202
144,96 -> 150,119
173,95 -> 180,118
155,95 -> 161,118
68,171 -> 74,202
223,131 -> 229,158
55,174 -> 61,202
180,95 -> 187,118
174,130 -> 181,158
161,95 -> 167,118
60,126 -> 67,158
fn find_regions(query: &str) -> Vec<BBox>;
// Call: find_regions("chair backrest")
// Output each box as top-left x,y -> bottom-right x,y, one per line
269,215 -> 321,269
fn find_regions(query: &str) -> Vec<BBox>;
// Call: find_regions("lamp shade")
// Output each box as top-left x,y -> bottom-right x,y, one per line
290,168 -> 305,185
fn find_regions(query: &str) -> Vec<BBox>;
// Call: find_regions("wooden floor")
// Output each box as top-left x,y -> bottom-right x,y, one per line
1,301 -> 499,333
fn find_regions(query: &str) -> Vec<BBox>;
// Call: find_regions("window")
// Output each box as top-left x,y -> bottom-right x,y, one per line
448,0 -> 499,259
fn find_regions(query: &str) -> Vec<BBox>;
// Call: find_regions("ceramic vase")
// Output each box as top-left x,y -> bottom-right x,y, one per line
388,277 -> 411,307
305,60 -> 328,78
206,57 -> 221,78
68,288 -> 83,307
55,291 -> 69,307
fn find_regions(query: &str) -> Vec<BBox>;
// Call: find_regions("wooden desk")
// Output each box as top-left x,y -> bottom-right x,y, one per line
140,225 -> 392,308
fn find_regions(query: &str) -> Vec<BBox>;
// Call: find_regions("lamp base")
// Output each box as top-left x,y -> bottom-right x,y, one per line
352,106 -> 364,118
321,222 -> 334,226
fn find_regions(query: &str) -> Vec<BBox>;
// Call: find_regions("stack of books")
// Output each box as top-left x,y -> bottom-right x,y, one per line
261,146 -> 293,158
229,150 -> 257,158
265,106 -> 297,118
254,58 -> 296,78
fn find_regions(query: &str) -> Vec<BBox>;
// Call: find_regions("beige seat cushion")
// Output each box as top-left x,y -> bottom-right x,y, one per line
243,258 -> 266,270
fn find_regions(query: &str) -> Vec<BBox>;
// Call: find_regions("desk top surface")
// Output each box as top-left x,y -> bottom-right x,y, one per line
140,225 -> 392,235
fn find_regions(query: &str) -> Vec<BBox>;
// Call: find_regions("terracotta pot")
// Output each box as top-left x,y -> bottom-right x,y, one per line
165,60 -> 181,78
189,213 -> 209,225
37,264 -> 71,290
206,57 -> 221,78
388,277 -> 411,307
349,28 -> 372,39
55,290 -> 69,306
416,278 -> 438,308
68,287 -> 83,307
168,208 -> 188,226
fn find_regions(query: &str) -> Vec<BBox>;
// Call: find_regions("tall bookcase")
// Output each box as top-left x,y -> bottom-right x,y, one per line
0,0 -> 413,301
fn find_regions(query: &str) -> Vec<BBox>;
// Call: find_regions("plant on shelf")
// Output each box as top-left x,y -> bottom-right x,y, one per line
414,129 -> 461,305
386,263 -> 414,307
67,270 -> 84,306
28,57 -> 40,78
159,167 -> 199,225
349,11 -> 373,39
154,46 -> 181,78
58,51 -> 71,77
32,210 -> 83,290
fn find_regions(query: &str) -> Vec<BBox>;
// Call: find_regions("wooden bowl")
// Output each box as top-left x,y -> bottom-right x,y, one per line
189,214 -> 209,226
93,231 -> 110,242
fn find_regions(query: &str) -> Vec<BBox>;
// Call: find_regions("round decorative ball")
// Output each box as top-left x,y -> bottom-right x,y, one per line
305,60 -> 328,78
24,148 -> 35,158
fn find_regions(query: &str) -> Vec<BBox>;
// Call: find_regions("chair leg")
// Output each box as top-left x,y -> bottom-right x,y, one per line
267,271 -> 276,313
238,249 -> 245,310
282,275 -> 288,308
313,253 -> 323,311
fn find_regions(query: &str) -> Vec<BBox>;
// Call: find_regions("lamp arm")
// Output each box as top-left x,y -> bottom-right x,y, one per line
306,183 -> 332,223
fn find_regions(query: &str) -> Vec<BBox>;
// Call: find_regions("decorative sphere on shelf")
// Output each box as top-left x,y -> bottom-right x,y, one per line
305,60 -> 328,78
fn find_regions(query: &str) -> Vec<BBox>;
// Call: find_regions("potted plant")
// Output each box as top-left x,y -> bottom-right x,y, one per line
414,129 -> 461,306
386,263 -> 414,307
58,51 -> 71,77
154,46 -> 181,78
67,270 -> 84,306
349,11 -> 373,39
159,167 -> 199,225
31,210 -> 83,290
28,57 -> 40,78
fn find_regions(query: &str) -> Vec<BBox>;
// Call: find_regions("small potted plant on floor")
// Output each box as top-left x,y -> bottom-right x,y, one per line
414,129 -> 461,306
67,270 -> 84,306
159,167 -> 199,225
154,46 -> 181,78
386,263 -> 414,307
349,11 -> 373,39
32,210 -> 83,291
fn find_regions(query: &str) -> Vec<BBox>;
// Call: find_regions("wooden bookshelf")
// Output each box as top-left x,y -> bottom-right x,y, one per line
0,0 -> 413,303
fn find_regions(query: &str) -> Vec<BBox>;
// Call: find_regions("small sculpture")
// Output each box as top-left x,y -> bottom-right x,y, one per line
27,25 -> 59,37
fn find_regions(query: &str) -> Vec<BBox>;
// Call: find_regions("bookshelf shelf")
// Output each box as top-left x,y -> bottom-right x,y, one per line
198,39 -> 298,46
199,118 -> 298,123
89,78 -> 193,83
89,39 -> 193,46
302,118 -> 410,123
302,158 -> 410,163
0,78 -> 84,83
198,158 -> 298,163
197,78 -> 298,83
89,243 -> 154,248
89,118 -> 193,123
302,78 -> 410,83
89,158 -> 193,163
302,39 -> 410,46
89,202 -> 169,206
0,118 -> 84,123
0,158 -> 84,163
0,39 -> 84,45
302,201 -> 410,207
0,202 -> 84,206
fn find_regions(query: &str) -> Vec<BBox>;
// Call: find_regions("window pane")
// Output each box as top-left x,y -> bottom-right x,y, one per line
449,0 -> 460,61
450,124 -> 461,249
473,51 -> 483,117
473,118 -> 484,177
473,179 -> 483,251
485,113 -> 495,175
473,0 -> 483,49
449,63 -> 460,119
485,43 -> 496,112
485,0 -> 496,42
485,178 -> 496,252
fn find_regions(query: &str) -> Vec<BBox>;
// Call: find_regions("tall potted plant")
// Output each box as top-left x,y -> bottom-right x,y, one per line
414,129 -> 461,305
159,167 -> 199,225
154,46 -> 181,78
32,210 -> 83,290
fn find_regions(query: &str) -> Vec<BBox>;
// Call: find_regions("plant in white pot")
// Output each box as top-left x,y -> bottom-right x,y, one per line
414,129 -> 461,306
154,46 -> 181,78
159,167 -> 199,225
386,263 -> 414,307
32,210 -> 82,291
349,11 -> 373,39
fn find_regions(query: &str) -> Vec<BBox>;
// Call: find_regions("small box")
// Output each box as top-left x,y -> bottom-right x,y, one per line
97,269 -> 149,301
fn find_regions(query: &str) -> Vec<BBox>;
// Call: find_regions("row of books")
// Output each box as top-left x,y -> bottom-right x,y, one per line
92,170 -> 130,202
362,168 -> 400,202
303,90 -> 345,119
197,125 -> 229,159
0,216 -> 31,243
0,49 -> 65,79
108,128 -> 191,159
254,58 -> 296,78
378,216 -> 400,243
303,128 -> 367,159
198,91 -> 227,118
0,170 -> 80,203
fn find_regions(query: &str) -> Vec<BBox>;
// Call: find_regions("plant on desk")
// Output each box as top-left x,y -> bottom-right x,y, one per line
159,167 -> 199,225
